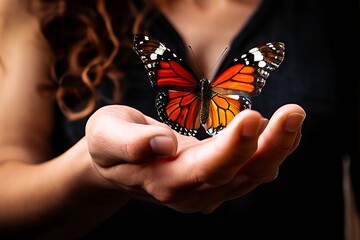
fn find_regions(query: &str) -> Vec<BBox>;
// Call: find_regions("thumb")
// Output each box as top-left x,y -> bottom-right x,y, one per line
85,105 -> 177,167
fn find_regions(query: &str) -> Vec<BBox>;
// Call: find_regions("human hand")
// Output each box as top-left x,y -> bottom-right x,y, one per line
85,104 -> 305,213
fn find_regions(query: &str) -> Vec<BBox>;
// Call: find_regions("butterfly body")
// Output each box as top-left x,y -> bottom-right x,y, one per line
199,78 -> 211,125
133,34 -> 285,137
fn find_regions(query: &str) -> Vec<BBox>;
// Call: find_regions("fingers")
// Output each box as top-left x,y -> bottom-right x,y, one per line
186,109 -> 266,185
84,104 -> 306,214
240,104 -> 306,181
189,105 -> 305,212
103,109 -> 267,202
85,105 -> 177,167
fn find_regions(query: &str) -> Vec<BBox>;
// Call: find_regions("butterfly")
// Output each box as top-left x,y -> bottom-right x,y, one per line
133,34 -> 285,137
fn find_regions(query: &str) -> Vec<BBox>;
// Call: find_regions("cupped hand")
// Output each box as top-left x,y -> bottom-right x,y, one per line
85,104 -> 305,213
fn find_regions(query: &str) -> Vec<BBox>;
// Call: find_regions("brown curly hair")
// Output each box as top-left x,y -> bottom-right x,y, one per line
29,0 -> 155,120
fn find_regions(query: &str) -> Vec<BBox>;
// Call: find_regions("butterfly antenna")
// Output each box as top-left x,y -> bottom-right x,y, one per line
208,47 -> 228,77
188,45 -> 205,78
188,45 -> 229,79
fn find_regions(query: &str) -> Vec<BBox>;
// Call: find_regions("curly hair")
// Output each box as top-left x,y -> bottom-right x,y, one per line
29,0 -> 155,120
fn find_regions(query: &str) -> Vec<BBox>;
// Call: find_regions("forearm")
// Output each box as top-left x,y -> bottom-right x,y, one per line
0,138 -> 130,238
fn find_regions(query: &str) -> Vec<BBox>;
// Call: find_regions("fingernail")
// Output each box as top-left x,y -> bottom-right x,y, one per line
284,113 -> 305,132
242,118 -> 262,137
259,118 -> 269,134
150,136 -> 176,156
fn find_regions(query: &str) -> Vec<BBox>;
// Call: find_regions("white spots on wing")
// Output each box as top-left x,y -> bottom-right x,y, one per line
150,53 -> 158,60
252,51 -> 264,61
249,47 -> 259,53
226,95 -> 240,100
267,43 -> 278,49
258,60 -> 266,68
155,45 -> 166,56
240,46 -> 267,67
240,54 -> 249,65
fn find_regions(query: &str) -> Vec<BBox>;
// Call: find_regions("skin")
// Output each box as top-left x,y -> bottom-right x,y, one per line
156,0 -> 262,79
0,0 -> 305,238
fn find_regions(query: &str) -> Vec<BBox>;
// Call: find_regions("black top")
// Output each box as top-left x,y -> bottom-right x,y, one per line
53,0 -> 360,239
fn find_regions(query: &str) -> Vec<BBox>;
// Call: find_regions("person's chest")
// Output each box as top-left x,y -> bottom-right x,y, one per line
155,0 -> 262,80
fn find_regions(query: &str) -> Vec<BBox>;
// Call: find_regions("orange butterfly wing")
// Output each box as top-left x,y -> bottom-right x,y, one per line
204,42 -> 285,135
155,60 -> 202,135
134,34 -> 285,137
133,34 -> 202,136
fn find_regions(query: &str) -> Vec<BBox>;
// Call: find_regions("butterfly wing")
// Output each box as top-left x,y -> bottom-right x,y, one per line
133,34 -> 202,136
204,42 -> 285,135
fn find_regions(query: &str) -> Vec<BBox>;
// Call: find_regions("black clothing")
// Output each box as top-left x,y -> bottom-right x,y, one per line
54,0 -> 360,239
